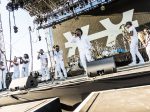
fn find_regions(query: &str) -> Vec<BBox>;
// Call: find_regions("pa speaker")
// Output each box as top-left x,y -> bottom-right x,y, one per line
9,75 -> 38,91
87,57 -> 117,77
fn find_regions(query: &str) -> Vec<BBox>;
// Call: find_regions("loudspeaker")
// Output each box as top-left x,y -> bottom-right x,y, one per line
9,75 -> 38,91
87,57 -> 117,77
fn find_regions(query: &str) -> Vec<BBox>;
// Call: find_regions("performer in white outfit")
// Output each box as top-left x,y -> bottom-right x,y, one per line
20,54 -> 30,77
0,61 -> 6,91
69,28 -> 93,75
53,45 -> 67,79
10,56 -> 20,79
143,28 -> 150,61
37,49 -> 50,81
125,22 -> 144,66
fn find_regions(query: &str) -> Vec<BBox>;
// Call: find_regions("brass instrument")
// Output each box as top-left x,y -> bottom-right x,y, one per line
138,32 -> 145,43
120,24 -> 131,42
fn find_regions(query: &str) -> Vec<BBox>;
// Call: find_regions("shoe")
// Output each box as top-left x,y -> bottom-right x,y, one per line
64,77 -> 67,80
138,61 -> 145,64
128,62 -> 136,66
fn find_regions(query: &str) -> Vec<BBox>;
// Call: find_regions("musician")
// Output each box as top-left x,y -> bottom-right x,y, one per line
10,56 -> 20,79
20,54 -> 30,77
53,45 -> 67,79
125,21 -> 144,65
37,49 -> 50,81
143,28 -> 150,61
0,61 -> 6,91
68,28 -> 93,75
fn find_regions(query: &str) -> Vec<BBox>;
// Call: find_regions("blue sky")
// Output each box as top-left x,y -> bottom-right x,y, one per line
1,0 -> 49,71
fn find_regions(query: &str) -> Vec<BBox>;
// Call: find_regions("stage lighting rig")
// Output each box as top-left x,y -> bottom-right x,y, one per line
13,26 -> 18,33
100,5 -> 106,11
6,2 -> 14,12
38,35 -> 41,41
36,0 -> 113,30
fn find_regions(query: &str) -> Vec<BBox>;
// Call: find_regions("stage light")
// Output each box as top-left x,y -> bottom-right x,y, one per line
52,25 -> 56,29
13,26 -> 18,33
6,2 -> 14,12
19,1 -> 24,8
14,3 -> 19,10
44,18 -> 47,23
38,35 -> 41,41
100,5 -> 105,11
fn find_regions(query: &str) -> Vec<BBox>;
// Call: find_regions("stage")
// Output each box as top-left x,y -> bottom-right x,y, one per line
74,85 -> 150,112
0,61 -> 150,111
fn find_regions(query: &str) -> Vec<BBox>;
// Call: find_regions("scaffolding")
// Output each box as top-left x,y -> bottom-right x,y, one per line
0,1 -> 7,69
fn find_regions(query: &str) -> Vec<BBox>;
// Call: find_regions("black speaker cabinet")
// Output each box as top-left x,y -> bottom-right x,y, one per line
9,75 -> 38,91
87,57 -> 117,77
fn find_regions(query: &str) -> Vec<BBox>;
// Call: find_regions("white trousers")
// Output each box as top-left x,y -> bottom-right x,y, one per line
146,46 -> 150,61
12,70 -> 20,80
40,66 -> 50,81
55,61 -> 67,79
21,67 -> 29,78
0,70 -> 6,89
130,40 -> 144,63
79,49 -> 93,72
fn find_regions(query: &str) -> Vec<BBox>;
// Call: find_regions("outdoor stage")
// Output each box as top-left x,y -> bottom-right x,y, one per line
0,61 -> 150,111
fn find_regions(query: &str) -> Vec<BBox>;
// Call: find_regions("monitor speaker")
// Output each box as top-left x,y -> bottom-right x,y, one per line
9,75 -> 38,91
87,57 -> 117,77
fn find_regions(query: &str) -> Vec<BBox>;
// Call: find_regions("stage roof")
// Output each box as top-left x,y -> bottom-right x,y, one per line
9,0 -> 68,16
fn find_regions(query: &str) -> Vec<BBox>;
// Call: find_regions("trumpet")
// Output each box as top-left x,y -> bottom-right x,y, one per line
120,24 -> 131,42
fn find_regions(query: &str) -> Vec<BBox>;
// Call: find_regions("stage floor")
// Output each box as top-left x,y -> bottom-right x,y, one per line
0,61 -> 150,107
74,85 -> 150,112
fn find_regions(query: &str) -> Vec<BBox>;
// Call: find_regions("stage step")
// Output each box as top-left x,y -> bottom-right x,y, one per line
117,61 -> 150,72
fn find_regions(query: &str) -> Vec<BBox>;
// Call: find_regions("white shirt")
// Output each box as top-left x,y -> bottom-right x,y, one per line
39,54 -> 48,66
53,50 -> 63,62
128,26 -> 138,42
13,61 -> 20,72
22,58 -> 30,68
69,35 -> 92,52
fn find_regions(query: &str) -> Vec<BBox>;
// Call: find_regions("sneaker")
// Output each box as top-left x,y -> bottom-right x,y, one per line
128,62 -> 136,66
138,61 -> 145,65
64,77 -> 67,80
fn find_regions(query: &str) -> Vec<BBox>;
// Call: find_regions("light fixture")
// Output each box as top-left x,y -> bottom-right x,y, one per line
13,26 -> 18,33
100,5 -> 105,11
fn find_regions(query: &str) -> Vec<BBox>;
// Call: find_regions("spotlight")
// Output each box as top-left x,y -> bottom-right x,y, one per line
6,2 -> 14,11
38,35 -> 41,41
13,26 -> 18,33
52,25 -> 56,29
75,16 -> 79,20
19,1 -> 24,8
39,19 -> 43,25
100,5 -> 105,11
44,18 -> 47,23
14,3 -> 19,10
